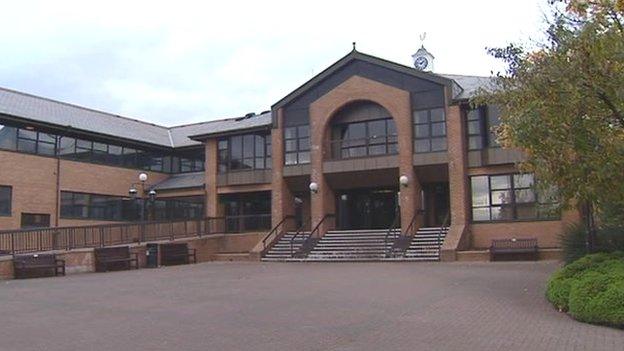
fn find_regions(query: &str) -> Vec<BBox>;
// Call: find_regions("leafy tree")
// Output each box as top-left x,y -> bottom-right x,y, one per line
476,0 -> 624,251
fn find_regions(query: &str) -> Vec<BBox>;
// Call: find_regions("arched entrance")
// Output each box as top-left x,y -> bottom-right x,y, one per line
324,101 -> 400,230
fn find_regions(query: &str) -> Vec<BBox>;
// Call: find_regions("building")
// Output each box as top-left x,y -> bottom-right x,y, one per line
0,48 -> 579,261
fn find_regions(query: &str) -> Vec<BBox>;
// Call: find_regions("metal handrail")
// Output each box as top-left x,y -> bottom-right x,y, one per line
296,214 -> 335,258
290,217 -> 311,257
261,215 -> 295,250
437,213 -> 450,261
383,213 -> 401,257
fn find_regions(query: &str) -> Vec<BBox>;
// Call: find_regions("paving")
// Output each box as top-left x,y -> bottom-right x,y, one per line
0,261 -> 621,351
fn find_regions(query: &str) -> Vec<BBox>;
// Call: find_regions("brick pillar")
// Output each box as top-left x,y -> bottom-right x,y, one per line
271,108 -> 296,230
205,139 -> 218,218
441,102 -> 470,261
310,109 -> 335,236
397,101 -> 420,234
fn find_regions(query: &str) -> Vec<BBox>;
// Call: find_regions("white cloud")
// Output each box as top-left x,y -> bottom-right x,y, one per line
0,0 -> 551,126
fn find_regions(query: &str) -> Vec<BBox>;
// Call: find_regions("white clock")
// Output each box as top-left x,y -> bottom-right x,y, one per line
414,56 -> 429,70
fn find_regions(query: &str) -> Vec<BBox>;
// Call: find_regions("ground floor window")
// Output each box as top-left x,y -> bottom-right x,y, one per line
0,185 -> 11,216
220,191 -> 271,232
21,213 -> 50,229
61,191 -> 204,222
470,173 -> 559,222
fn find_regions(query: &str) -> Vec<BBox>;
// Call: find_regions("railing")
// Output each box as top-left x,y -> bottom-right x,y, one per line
296,214 -> 335,258
329,137 -> 398,160
290,217 -> 311,257
261,215 -> 295,252
224,214 -> 272,234
0,217 -> 226,256
383,213 -> 401,257
437,213 -> 450,261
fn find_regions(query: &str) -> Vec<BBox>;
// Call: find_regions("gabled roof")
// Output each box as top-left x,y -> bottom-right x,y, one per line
153,171 -> 205,190
272,50 -> 457,110
183,112 -> 272,141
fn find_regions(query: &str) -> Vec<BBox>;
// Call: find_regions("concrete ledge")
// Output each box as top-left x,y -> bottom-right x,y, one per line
214,253 -> 253,261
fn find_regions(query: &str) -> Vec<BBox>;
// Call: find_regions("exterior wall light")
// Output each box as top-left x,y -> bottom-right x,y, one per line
309,182 -> 319,194
399,175 -> 409,187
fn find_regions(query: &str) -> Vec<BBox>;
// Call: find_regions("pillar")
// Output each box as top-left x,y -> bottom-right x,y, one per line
271,108 -> 296,230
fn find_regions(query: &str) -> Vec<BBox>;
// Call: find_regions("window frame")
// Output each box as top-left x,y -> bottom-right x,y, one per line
217,132 -> 271,173
332,118 -> 398,160
413,107 -> 447,154
469,173 -> 560,223
0,185 -> 12,216
284,125 -> 310,165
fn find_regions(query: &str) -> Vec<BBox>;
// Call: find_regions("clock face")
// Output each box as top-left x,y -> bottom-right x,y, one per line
415,56 -> 429,70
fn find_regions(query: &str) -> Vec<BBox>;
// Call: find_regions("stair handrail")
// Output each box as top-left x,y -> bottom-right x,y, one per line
383,213 -> 401,257
261,215 -> 295,251
290,217 -> 311,257
296,214 -> 335,258
437,213 -> 450,261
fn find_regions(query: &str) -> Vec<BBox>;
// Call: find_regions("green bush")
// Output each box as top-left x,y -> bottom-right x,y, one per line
560,224 -> 624,264
546,252 -> 624,328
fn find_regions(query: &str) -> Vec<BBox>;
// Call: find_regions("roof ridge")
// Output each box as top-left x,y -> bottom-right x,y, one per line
167,111 -> 271,130
0,86 -> 170,131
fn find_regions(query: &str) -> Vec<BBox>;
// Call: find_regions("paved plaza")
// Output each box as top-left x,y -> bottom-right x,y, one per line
0,261 -> 621,351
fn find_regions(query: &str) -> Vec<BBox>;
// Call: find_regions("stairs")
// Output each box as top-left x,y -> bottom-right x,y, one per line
404,227 -> 448,261
261,232 -> 309,261
260,227 -> 448,262
304,229 -> 400,262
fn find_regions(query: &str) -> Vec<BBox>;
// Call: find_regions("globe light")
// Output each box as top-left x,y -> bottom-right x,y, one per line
309,182 -> 319,193
399,175 -> 409,187
139,172 -> 148,182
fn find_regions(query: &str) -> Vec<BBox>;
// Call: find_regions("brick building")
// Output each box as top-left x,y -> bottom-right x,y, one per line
0,49 -> 579,261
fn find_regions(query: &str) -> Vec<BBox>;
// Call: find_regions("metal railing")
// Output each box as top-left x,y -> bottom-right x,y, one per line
437,213 -> 450,261
261,215 -> 295,252
383,213 -> 401,257
0,217 -> 226,256
290,217 -> 311,257
295,214 -> 335,258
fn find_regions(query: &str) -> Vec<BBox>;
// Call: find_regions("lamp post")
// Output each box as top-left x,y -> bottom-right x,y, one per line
129,172 -> 157,221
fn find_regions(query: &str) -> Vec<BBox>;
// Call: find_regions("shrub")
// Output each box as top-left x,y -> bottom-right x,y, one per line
546,252 -> 624,328
560,224 -> 624,264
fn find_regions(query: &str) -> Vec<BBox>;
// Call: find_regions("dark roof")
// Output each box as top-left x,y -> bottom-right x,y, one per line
153,171 -> 204,190
272,50 -> 456,110
0,87 -> 172,147
0,52 -> 494,148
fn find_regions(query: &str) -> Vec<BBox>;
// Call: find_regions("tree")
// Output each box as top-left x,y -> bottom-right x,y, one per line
476,0 -> 624,251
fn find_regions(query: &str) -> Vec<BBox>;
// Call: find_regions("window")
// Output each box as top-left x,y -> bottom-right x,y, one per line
332,119 -> 397,159
21,213 -> 51,229
61,191 -> 130,221
152,196 -> 204,221
413,108 -> 446,153
221,192 -> 271,232
470,173 -> 559,222
217,132 -> 271,172
284,125 -> 310,165
0,124 -> 18,150
466,105 -> 501,150
0,186 -> 11,216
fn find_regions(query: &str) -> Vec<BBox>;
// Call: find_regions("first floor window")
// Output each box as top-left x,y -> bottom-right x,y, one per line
413,108 -> 446,153
0,185 -> 11,216
470,173 -> 559,222
285,125 -> 310,165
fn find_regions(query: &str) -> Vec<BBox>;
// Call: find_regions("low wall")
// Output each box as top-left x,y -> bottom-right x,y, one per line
0,232 -> 263,280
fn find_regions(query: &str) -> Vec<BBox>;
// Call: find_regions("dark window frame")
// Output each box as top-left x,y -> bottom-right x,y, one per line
284,125 -> 310,165
0,185 -> 12,216
217,132 -> 272,173
331,118 -> 398,160
470,173 -> 560,223
413,107 -> 447,153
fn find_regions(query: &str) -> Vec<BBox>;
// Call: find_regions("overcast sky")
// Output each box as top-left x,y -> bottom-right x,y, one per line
0,0 -> 550,126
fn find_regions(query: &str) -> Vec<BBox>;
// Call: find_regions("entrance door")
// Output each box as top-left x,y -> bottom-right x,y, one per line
337,188 -> 398,230
422,183 -> 450,227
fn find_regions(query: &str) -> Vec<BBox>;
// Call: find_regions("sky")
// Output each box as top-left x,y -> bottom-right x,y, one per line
0,0 -> 551,126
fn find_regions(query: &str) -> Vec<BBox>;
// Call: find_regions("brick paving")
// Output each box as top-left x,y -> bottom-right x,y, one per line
0,261 -> 621,351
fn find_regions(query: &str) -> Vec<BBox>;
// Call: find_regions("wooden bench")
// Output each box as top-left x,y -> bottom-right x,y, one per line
94,246 -> 139,272
13,254 -> 65,279
490,238 -> 539,261
160,243 -> 196,266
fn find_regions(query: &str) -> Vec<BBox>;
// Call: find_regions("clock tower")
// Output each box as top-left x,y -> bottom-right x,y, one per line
412,45 -> 434,72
